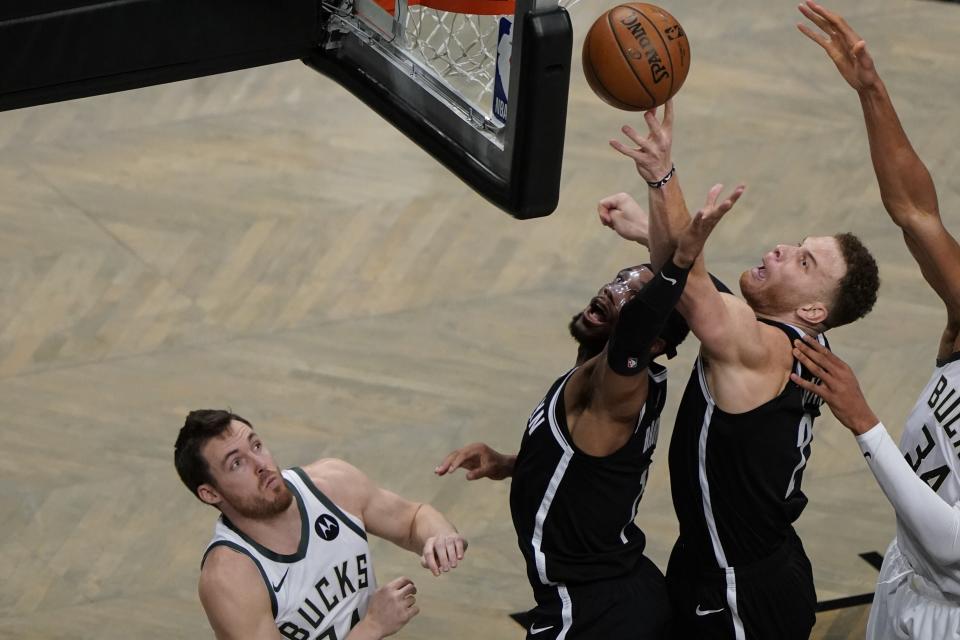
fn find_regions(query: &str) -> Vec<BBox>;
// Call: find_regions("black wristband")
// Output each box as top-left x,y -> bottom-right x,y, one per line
606,259 -> 691,375
658,258 -> 689,289
646,164 -> 676,189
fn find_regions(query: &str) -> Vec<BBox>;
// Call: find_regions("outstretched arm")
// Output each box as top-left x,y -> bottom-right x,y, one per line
435,443 -> 515,480
306,460 -> 467,577
567,195 -> 740,443
790,336 -> 960,565
608,104 -> 760,367
800,1 -> 960,341
608,101 -> 681,271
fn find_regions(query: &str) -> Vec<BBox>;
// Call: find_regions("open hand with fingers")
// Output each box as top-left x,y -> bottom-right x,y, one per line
435,442 -> 514,481
597,192 -> 649,246
420,532 -> 468,577
789,335 -> 879,435
673,184 -> 745,268
609,100 -> 675,184
797,0 -> 880,92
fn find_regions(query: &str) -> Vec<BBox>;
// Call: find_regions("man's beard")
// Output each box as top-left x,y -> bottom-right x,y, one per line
568,312 -> 608,359
228,481 -> 294,520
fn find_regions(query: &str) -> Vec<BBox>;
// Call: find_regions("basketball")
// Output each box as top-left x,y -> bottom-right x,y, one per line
582,3 -> 691,111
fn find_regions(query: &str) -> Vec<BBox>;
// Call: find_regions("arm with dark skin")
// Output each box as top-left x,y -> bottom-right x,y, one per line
790,335 -> 960,564
799,0 -> 960,359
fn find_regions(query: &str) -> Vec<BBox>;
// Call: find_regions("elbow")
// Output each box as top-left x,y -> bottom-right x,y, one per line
885,203 -> 938,231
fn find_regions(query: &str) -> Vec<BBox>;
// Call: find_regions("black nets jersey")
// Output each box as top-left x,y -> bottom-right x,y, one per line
669,320 -> 828,569
509,362 -> 668,591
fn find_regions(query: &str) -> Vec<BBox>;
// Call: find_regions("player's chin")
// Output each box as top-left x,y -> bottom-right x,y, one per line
569,314 -> 607,343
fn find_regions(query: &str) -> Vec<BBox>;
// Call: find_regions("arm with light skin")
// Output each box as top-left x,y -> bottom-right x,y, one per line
562,191 -> 740,455
304,459 -> 467,577
602,170 -> 762,371
799,0 -> 960,358
199,547 -> 420,640
789,335 -> 960,564
606,103 -> 772,373
199,548 -> 284,640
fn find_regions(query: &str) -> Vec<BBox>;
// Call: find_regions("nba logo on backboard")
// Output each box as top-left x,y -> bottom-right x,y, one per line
493,17 -> 512,125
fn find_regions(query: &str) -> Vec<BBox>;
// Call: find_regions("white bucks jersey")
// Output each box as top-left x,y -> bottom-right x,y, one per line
898,356 -> 960,595
203,468 -> 376,640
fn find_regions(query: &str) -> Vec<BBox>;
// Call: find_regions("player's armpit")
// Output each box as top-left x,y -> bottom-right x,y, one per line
199,547 -> 282,640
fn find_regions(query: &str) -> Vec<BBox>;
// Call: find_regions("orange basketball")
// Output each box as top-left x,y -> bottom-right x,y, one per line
582,3 -> 691,111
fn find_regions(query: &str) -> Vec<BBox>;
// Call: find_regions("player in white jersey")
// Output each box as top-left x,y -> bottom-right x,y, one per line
174,409 -> 468,640
791,2 -> 960,637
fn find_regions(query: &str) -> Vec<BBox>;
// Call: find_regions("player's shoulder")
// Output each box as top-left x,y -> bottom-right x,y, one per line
199,545 -> 277,637
299,458 -> 373,515
199,544 -> 265,600
300,457 -> 368,484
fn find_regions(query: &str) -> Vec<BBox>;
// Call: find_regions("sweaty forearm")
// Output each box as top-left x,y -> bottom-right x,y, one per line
607,259 -> 690,373
857,423 -> 960,565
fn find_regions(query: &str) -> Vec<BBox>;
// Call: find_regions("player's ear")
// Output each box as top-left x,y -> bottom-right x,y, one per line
197,483 -> 222,507
797,302 -> 828,326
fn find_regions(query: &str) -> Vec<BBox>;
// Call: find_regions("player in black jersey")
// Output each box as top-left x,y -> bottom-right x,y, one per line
436,193 -> 739,639
605,102 -> 881,639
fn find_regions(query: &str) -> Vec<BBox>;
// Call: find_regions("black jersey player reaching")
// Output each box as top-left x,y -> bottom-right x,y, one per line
604,101 -> 881,640
436,190 -> 739,639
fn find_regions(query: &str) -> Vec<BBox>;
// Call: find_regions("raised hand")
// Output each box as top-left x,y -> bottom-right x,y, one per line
789,335 -> 879,435
362,577 -> 419,637
434,442 -> 513,481
609,100 -> 674,184
797,1 -> 880,92
673,184 -> 745,268
419,532 -> 468,577
597,192 -> 649,246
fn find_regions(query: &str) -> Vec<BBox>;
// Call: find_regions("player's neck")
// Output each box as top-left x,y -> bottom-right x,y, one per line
753,311 -> 821,336
575,343 -> 601,366
225,499 -> 303,555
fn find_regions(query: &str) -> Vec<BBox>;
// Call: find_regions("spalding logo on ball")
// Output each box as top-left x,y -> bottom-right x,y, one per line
583,3 -> 691,111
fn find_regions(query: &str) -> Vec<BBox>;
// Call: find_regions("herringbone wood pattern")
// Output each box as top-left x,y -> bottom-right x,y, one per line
2,1 -> 959,638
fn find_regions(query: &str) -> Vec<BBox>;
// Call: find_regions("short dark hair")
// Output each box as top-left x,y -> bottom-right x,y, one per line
174,409 -> 252,497
825,232 -> 880,329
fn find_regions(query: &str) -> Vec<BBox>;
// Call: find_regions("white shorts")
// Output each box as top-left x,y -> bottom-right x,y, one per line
867,538 -> 960,640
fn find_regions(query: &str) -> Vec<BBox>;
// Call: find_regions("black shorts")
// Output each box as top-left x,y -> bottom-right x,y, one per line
524,554 -> 671,639
665,534 -> 816,640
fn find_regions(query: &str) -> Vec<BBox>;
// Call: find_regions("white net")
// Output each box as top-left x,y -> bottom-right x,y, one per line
399,0 -> 577,118
402,8 -> 505,112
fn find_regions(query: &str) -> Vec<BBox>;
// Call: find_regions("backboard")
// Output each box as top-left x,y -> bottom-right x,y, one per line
0,0 -> 571,218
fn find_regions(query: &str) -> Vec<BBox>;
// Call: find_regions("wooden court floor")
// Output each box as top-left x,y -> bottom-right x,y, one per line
2,0 -> 959,637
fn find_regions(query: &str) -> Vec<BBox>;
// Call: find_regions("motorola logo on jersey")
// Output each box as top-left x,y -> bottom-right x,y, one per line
315,514 -> 340,541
